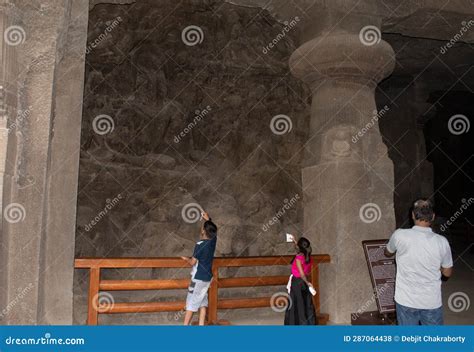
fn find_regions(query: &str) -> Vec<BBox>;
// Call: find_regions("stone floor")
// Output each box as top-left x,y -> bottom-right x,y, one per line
442,240 -> 473,325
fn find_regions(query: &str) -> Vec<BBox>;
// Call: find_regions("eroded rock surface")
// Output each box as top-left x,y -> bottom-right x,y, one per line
74,0 -> 308,324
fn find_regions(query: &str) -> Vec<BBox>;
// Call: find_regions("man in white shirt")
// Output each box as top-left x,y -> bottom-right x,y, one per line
385,198 -> 453,325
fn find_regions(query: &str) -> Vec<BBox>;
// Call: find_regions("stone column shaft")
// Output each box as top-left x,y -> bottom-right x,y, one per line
0,0 -> 88,324
290,30 -> 397,323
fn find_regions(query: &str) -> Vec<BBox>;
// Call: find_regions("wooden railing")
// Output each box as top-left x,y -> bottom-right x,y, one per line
75,254 -> 331,325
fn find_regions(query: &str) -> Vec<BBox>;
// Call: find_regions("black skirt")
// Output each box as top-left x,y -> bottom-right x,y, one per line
284,277 -> 318,325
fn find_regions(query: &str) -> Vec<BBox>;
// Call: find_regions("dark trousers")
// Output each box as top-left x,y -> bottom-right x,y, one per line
284,277 -> 317,325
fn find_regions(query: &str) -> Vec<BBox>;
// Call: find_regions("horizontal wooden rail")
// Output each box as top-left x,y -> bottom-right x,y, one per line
74,254 -> 331,325
99,299 -> 329,324
99,301 -> 186,314
75,257 -> 189,269
218,297 -> 273,309
218,275 -> 288,288
100,279 -> 189,291
213,255 -> 330,267
76,255 -> 330,269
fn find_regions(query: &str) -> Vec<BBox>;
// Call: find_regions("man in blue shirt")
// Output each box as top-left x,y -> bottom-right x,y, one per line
181,211 -> 217,325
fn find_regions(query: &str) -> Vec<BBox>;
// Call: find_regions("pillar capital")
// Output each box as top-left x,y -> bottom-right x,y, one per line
289,31 -> 395,89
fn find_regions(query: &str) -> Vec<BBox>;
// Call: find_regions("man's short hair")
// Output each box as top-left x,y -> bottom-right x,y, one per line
412,198 -> 435,222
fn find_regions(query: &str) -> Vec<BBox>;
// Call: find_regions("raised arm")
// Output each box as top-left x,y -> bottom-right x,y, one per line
201,211 -> 210,221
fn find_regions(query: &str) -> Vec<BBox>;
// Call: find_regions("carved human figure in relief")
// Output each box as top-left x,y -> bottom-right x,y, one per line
321,125 -> 360,161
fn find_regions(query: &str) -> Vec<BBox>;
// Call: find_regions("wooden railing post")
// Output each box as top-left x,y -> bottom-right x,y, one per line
207,264 -> 219,325
87,267 -> 100,325
311,263 -> 320,316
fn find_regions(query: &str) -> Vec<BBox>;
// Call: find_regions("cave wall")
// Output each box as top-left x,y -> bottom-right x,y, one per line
376,32 -> 473,229
376,76 -> 434,228
74,0 -> 309,324
425,91 -> 474,222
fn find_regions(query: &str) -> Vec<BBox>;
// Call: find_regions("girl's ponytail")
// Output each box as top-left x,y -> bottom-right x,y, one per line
297,237 -> 312,264
305,245 -> 312,264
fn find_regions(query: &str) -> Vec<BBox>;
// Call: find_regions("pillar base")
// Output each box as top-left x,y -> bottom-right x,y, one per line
303,161 -> 395,324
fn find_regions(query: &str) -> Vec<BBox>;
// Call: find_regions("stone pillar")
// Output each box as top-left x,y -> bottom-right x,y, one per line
289,31 -> 396,323
0,0 -> 88,324
37,0 -> 89,325
0,0 -> 20,322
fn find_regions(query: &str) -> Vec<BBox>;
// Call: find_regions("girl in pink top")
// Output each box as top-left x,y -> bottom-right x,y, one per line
284,236 -> 317,325
291,253 -> 313,277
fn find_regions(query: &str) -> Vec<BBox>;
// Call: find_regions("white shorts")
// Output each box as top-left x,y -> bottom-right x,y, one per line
185,278 -> 211,312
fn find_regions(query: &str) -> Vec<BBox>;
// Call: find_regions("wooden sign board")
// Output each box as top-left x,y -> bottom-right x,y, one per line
362,240 -> 396,314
